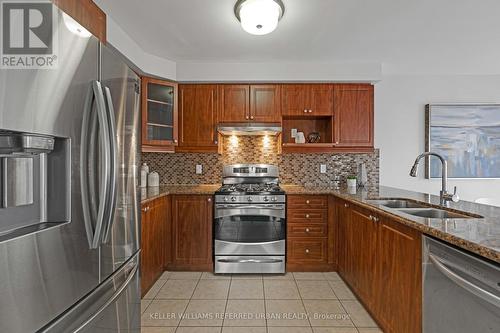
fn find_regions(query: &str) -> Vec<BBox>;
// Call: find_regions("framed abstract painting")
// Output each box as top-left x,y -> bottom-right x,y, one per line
425,104 -> 500,179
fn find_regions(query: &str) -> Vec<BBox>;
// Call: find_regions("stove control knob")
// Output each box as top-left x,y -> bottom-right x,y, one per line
224,197 -> 228,202
271,197 -> 277,202
263,196 -> 269,202
231,196 -> 236,202
248,197 -> 253,202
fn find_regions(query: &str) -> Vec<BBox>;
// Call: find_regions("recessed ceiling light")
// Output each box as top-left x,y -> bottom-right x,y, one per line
234,0 -> 285,36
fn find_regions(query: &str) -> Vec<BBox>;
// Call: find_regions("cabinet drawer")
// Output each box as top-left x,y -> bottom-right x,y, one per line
288,195 -> 328,209
288,238 -> 327,262
288,209 -> 328,224
288,224 -> 327,237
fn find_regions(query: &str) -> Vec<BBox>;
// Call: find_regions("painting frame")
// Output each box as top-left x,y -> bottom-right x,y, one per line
425,104 -> 500,179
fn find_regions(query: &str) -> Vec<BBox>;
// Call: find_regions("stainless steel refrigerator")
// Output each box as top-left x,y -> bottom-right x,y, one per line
0,4 -> 141,333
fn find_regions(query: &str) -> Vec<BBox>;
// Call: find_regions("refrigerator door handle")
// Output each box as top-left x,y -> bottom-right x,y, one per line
101,86 -> 118,244
80,80 -> 112,249
72,260 -> 138,333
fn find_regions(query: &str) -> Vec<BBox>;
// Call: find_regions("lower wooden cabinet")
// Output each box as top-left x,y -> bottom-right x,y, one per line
141,196 -> 169,297
171,195 -> 213,270
335,197 -> 422,333
374,216 -> 422,333
346,204 -> 378,304
287,195 -> 333,271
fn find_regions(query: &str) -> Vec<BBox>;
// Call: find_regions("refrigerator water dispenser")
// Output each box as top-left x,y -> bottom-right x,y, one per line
0,130 -> 70,238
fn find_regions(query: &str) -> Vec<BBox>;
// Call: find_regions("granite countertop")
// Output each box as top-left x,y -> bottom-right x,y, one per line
140,184 -> 220,204
282,184 -> 500,264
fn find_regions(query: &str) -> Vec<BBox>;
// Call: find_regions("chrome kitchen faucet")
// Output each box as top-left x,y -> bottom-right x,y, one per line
409,152 -> 459,207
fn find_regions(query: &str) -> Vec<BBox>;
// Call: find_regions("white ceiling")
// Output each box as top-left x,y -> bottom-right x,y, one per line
95,0 -> 500,73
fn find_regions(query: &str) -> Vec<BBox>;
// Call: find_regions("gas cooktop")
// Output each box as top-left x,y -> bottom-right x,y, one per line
216,183 -> 285,195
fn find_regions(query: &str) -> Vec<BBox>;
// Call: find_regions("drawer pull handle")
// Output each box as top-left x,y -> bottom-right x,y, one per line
305,249 -> 310,254
305,228 -> 310,233
305,214 -> 310,218
306,200 -> 310,204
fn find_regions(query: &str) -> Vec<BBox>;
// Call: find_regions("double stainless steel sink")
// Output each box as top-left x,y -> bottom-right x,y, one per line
366,199 -> 480,219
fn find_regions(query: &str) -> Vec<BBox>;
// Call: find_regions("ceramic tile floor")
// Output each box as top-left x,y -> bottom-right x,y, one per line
141,271 -> 383,333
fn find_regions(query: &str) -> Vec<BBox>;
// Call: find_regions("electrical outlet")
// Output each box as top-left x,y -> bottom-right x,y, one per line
196,165 -> 203,174
291,128 -> 297,138
320,164 -> 327,174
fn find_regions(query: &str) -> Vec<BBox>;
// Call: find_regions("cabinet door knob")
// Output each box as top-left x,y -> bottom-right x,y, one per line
305,249 -> 310,254
305,228 -> 310,233
309,110 -> 313,113
214,141 -> 218,144
173,139 -> 178,143
306,200 -> 310,204
142,206 -> 149,212
245,115 -> 249,119
250,116 -> 254,120
303,109 -> 308,113
208,198 -> 212,202
305,214 -> 310,218
344,203 -> 349,208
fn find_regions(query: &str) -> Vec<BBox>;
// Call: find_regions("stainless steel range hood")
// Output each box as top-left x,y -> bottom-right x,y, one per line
217,123 -> 282,136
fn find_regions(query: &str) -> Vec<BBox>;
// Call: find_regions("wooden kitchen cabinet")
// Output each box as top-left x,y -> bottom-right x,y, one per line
141,196 -> 169,297
334,84 -> 374,148
335,197 -> 422,333
374,216 -> 422,333
219,84 -> 281,123
219,85 -> 250,122
336,199 -> 350,275
177,84 -> 219,152
346,204 -> 378,304
282,84 -> 333,116
250,85 -> 281,122
142,77 -> 178,152
171,195 -> 213,270
287,195 -> 332,271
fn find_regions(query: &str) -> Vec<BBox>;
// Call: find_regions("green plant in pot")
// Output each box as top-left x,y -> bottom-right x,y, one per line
347,175 -> 357,188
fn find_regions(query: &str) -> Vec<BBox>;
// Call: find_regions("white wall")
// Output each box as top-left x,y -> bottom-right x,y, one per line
375,74 -> 500,202
106,16 -> 177,80
176,62 -> 381,82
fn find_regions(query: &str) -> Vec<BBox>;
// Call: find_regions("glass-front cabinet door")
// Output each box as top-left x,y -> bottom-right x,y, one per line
141,77 -> 178,152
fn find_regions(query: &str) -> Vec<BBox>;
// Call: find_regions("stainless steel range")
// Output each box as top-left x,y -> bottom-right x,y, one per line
214,164 -> 286,274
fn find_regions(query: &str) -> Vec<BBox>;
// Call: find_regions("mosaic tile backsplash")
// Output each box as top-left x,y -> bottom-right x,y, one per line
142,136 -> 379,188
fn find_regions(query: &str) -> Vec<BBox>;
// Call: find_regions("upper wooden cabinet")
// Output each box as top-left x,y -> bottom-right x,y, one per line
219,85 -> 250,123
219,84 -> 281,123
334,84 -> 374,148
282,84 -> 333,116
250,85 -> 281,122
141,77 -> 178,152
177,84 -> 218,152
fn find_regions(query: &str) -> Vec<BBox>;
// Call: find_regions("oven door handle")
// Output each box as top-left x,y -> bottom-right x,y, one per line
216,205 -> 284,210
215,207 -> 285,219
217,258 -> 283,264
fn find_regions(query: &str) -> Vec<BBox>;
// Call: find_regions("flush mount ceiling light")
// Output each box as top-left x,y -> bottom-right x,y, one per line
63,13 -> 91,38
234,0 -> 285,35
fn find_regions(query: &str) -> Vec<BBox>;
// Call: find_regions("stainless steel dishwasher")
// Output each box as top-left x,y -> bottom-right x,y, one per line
423,236 -> 500,332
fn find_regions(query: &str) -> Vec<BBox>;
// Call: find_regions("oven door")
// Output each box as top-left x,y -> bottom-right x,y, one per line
214,204 -> 285,255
